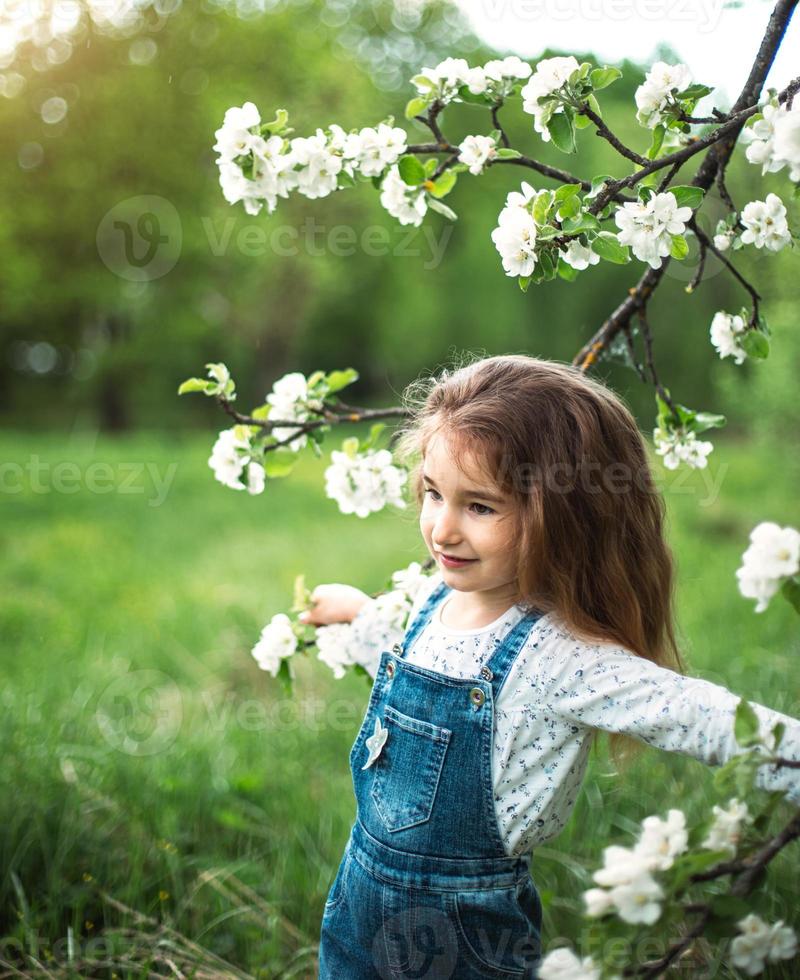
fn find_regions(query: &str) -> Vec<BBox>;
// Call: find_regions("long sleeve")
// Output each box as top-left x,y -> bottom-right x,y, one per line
539,635 -> 800,806
348,572 -> 442,679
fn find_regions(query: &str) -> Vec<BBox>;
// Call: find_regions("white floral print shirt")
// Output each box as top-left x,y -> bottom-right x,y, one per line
349,571 -> 800,857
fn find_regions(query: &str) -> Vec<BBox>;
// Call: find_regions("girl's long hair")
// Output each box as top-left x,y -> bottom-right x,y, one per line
393,353 -> 687,767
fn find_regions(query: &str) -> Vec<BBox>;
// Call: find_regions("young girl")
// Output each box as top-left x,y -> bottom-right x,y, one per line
302,354 -> 800,979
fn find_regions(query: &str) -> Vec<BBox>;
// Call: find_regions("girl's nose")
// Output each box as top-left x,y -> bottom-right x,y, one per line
432,507 -> 462,546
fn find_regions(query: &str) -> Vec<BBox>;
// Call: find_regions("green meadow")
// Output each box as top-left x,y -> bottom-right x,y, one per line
2,428 -> 798,978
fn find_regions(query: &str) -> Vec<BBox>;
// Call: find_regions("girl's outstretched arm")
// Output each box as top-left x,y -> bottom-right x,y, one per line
538,634 -> 800,805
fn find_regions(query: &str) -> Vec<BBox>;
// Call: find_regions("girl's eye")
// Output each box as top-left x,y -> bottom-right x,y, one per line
423,488 -> 494,516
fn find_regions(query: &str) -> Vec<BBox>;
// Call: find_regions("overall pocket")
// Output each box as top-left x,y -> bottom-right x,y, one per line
446,883 -> 541,978
370,704 -> 451,833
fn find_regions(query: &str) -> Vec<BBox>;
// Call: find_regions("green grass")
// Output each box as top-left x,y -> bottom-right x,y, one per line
1,429 -> 798,978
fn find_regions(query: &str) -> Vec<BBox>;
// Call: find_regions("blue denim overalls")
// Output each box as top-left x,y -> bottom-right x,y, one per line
319,580 -> 545,979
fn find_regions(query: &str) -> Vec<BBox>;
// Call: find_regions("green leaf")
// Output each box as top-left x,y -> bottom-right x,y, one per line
427,197 -> 457,220
781,577 -> 800,615
556,194 -> 581,220
538,248 -> 556,280
547,108 -> 577,154
771,722 -> 786,751
410,74 -> 435,92
325,368 -> 359,393
669,234 -> 689,260
518,275 -> 531,292
669,185 -> 704,210
261,108 -> 290,136
178,378 -> 213,395
291,573 -> 311,614
405,97 -> 429,120
557,259 -> 579,281
692,411 -> 726,431
590,231 -> 630,264
360,422 -> 386,452
646,124 -> 665,161
423,158 -> 439,177
535,226 -> 559,241
561,213 -> 599,235
586,175 -> 613,200
251,404 -> 270,420
554,183 -> 582,204
735,699 -> 761,748
574,113 -> 592,130
741,331 -> 770,359
495,147 -> 522,159
429,170 -> 457,198
398,154 -> 426,186
675,83 -> 714,101
276,658 -> 293,696
532,190 -> 554,226
262,448 -> 299,478
590,67 -> 622,91
709,896 -> 752,921
337,171 -> 356,188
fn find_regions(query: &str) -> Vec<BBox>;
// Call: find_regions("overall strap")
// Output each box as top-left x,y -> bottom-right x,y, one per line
483,608 -> 544,699
397,580 -> 451,658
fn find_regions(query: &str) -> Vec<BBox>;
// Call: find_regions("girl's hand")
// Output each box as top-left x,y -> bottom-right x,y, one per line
298,584 -> 371,626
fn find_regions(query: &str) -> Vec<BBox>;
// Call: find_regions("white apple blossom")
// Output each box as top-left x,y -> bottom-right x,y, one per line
212,101 -> 262,160
583,887 -> 616,918
701,798 -> 752,856
352,123 -> 408,178
713,228 -> 735,251
740,102 -> 786,175
741,100 -> 800,181
251,612 -> 297,676
634,61 -> 693,128
379,165 -> 428,227
324,447 -> 408,517
314,622 -> 357,679
653,426 -> 714,470
491,201 -> 538,277
739,193 -> 792,252
484,55 -> 532,82
561,239 -> 599,271
265,371 -> 314,452
592,844 -> 655,887
736,521 -> 800,612
538,947 -> 602,980
458,134 -> 497,175
391,561 -> 432,603
327,123 -> 363,178
413,57 -> 472,103
290,130 -> 343,200
634,808 -> 688,870
609,871 -> 663,925
772,103 -> 800,180
520,56 -> 580,140
710,310 -> 748,365
730,914 -> 798,976
208,427 -> 265,494
614,192 -> 693,269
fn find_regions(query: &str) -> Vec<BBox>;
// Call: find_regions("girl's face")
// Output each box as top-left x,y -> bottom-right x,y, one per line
419,431 -> 519,605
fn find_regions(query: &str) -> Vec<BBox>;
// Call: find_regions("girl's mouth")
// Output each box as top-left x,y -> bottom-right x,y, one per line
438,553 -> 478,568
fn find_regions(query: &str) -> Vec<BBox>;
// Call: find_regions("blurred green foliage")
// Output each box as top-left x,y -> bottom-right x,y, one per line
0,0 -> 797,440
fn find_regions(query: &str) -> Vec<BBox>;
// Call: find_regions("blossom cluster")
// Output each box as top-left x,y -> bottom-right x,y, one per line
730,913 -> 798,976
634,60 -> 693,129
213,101 -> 408,217
653,426 -> 713,470
741,96 -> 800,182
324,442 -> 408,517
411,54 -> 532,108
613,191 -> 692,269
313,562 -> 431,678
251,562 -> 431,679
710,310 -> 748,365
736,521 -> 800,613
520,55 -> 580,141
582,809 -> 688,925
208,426 -> 266,495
